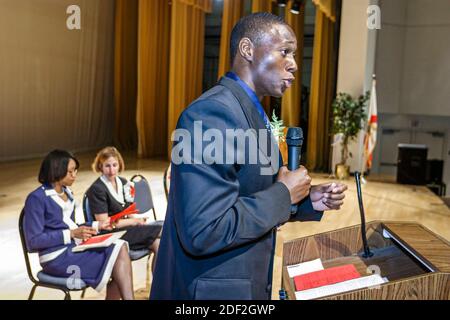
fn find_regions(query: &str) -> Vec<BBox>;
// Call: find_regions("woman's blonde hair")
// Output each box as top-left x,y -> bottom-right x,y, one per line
92,146 -> 125,174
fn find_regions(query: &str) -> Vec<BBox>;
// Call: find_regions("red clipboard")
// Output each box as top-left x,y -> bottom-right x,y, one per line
110,203 -> 140,223
79,233 -> 113,246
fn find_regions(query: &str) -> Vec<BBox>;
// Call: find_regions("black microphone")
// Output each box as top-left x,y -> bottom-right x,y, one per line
355,171 -> 373,258
286,127 -> 304,214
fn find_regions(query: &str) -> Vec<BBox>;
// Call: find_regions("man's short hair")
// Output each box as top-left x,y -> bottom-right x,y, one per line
38,150 -> 79,184
230,12 -> 287,64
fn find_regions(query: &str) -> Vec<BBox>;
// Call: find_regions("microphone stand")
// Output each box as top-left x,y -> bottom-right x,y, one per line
355,171 -> 373,258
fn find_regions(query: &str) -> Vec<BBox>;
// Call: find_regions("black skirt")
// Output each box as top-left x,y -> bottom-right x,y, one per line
107,221 -> 163,251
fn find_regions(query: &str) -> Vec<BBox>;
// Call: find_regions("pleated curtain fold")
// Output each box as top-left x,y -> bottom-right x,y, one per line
251,0 -> 274,12
218,0 -> 245,78
312,0 -> 336,22
167,0 -> 212,156
281,1 -> 306,128
306,0 -> 337,171
114,0 -> 139,151
114,0 -> 211,158
117,0 -> 335,162
136,0 -> 171,158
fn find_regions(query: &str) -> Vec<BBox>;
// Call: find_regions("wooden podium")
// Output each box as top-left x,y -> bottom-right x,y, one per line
281,221 -> 450,299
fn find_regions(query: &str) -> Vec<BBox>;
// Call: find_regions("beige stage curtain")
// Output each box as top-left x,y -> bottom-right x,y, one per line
251,0 -> 275,113
167,0 -> 212,156
312,0 -> 336,22
136,0 -> 171,158
251,0 -> 274,12
0,0 -> 115,161
179,0 -> 212,12
218,0 -> 245,78
114,0 -> 138,151
281,1 -> 306,127
306,0 -> 336,171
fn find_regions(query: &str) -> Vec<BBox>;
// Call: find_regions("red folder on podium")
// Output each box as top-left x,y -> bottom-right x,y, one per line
294,264 -> 361,291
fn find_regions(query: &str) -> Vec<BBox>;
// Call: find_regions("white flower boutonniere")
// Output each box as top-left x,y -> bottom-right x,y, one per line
270,110 -> 286,144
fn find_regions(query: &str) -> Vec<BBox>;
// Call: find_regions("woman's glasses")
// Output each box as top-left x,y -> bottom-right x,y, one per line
67,169 -> 78,176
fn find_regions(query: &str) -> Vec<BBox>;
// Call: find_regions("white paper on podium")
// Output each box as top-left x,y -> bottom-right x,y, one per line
287,258 -> 324,278
295,274 -> 388,300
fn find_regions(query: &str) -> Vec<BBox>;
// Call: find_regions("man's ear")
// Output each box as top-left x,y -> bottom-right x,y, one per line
238,38 -> 254,63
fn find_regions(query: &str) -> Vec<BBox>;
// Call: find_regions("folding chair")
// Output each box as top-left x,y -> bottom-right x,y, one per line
18,209 -> 88,300
130,175 -> 164,285
130,174 -> 158,221
84,176 -> 163,285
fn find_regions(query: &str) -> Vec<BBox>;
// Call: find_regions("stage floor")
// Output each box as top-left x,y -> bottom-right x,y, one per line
0,152 -> 449,300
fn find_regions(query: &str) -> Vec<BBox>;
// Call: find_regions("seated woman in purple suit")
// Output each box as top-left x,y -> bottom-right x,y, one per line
23,150 -> 134,300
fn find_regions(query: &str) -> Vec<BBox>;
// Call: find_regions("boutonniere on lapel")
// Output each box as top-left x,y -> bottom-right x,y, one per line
270,110 -> 288,165
270,110 -> 285,142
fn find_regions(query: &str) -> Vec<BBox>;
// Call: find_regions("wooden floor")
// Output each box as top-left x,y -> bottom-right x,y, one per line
1,152 -> 449,300
0,151 -> 169,300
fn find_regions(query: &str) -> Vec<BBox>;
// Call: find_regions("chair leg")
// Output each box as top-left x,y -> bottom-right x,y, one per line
63,290 -> 71,300
81,288 -> 87,299
146,254 -> 152,290
28,285 -> 37,300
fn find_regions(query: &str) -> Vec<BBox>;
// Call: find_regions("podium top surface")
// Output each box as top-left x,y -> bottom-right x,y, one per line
383,222 -> 450,273
281,221 -> 450,299
282,221 -> 450,272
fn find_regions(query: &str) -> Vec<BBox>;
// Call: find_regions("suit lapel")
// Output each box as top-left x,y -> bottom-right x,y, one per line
218,77 -> 278,170
218,77 -> 267,132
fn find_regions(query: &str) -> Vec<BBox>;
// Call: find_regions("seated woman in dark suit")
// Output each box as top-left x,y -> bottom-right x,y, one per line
86,147 -> 162,272
23,150 -> 134,300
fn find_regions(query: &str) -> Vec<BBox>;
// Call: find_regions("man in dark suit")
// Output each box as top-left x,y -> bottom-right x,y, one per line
150,12 -> 347,300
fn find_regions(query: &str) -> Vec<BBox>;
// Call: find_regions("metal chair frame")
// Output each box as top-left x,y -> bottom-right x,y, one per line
18,209 -> 87,300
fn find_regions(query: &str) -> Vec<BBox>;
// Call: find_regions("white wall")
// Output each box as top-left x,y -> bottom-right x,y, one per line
375,0 -> 407,114
401,0 -> 450,116
372,0 -> 450,195
377,0 -> 450,116
332,0 -> 378,172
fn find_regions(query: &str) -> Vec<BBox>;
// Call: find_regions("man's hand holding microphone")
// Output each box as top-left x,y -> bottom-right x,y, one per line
277,166 -> 311,204
276,127 -> 348,212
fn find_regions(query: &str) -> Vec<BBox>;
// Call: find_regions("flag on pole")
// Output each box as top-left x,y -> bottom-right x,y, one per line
364,76 -> 378,170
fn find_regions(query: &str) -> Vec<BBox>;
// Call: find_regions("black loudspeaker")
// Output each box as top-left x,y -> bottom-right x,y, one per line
426,159 -> 444,183
397,144 -> 428,185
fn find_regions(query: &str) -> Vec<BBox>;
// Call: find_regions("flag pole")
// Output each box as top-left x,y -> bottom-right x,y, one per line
361,74 -> 377,184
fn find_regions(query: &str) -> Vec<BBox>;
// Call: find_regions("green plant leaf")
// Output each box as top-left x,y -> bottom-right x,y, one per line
331,91 -> 370,164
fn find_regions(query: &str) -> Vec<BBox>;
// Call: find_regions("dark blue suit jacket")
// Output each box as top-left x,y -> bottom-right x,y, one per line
150,77 -> 322,300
